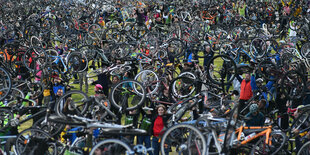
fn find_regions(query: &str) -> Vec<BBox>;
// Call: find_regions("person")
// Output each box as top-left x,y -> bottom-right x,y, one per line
92,71 -> 113,97
237,73 -> 253,114
202,44 -> 214,68
62,97 -> 76,115
245,104 -> 265,127
79,59 -> 88,94
137,107 -> 153,155
151,104 -> 170,155
51,88 -> 64,112
94,84 -> 105,98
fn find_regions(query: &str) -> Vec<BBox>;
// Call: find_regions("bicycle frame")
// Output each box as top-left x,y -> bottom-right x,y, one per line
48,55 -> 69,74
231,47 -> 257,63
236,125 -> 272,145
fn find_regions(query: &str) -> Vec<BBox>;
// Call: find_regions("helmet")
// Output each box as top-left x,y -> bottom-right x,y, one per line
95,84 -> 103,90
256,78 -> 264,84
250,104 -> 258,113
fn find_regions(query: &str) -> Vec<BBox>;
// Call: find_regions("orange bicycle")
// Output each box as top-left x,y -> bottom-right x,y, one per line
197,108 -> 287,155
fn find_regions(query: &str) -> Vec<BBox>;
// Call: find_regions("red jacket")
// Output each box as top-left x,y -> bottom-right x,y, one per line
240,80 -> 253,100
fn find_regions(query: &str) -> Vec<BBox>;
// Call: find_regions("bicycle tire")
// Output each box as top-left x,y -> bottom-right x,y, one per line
206,55 -> 237,85
22,46 -> 48,73
167,38 -> 185,58
301,42 -> 310,59
0,67 -> 12,101
110,43 -> 132,60
291,110 -> 310,135
110,65 -> 131,76
15,128 -> 56,155
170,76 -> 196,99
257,58 -> 278,81
280,70 -> 306,100
160,124 -> 207,155
66,51 -> 88,73
90,139 -> 133,155
297,140 -> 310,155
134,70 -> 159,96
250,38 -> 266,59
109,79 -> 146,111
55,90 -> 89,117
250,131 -> 287,155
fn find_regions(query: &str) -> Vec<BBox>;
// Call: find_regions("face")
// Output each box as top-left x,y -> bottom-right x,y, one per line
245,74 -> 251,81
94,87 -> 99,92
252,111 -> 258,116
57,89 -> 63,96
112,77 -> 119,84
205,46 -> 211,52
158,107 -> 165,116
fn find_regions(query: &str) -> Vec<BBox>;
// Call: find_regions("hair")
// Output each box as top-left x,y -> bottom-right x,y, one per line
156,104 -> 166,112
259,99 -> 266,105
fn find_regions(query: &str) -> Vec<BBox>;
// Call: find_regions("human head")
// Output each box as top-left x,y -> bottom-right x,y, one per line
95,84 -> 103,91
250,104 -> 258,115
156,104 -> 166,116
245,73 -> 251,82
56,89 -> 63,97
258,99 -> 266,109
112,76 -> 120,84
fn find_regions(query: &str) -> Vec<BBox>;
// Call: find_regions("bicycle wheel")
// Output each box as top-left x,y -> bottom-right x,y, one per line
66,51 -> 88,73
134,70 -> 159,96
170,76 -> 196,99
250,38 -> 267,58
55,90 -> 89,117
0,88 -> 24,105
257,59 -> 278,81
291,110 -> 310,135
90,139 -> 133,155
23,46 -> 48,73
167,38 -> 185,58
32,117 -> 65,137
110,43 -> 132,60
160,124 -> 207,155
280,70 -> 306,100
301,42 -> 310,59
109,79 -> 146,111
250,131 -> 287,155
206,55 -> 237,85
110,65 -> 131,76
0,67 -> 12,101
298,140 -> 310,155
15,128 -> 56,155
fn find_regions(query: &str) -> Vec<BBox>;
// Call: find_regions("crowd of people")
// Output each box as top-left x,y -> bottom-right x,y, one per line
1,0 -> 310,154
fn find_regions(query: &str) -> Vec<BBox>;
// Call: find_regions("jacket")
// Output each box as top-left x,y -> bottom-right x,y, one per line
150,114 -> 170,137
240,80 -> 253,100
